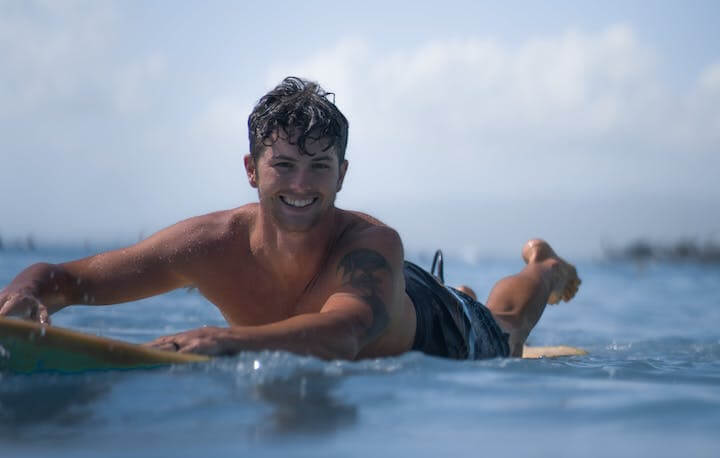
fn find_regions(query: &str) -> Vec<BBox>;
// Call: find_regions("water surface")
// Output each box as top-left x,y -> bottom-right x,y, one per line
1,247 -> 719,457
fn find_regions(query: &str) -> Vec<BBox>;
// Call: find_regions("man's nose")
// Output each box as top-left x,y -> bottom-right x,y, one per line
288,165 -> 313,192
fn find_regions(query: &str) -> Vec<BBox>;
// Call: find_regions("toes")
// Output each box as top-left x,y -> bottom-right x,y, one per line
548,291 -> 562,305
563,280 -> 580,301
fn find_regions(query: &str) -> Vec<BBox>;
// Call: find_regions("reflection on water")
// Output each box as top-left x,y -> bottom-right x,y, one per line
0,374 -> 111,439
1,251 -> 719,457
253,369 -> 357,436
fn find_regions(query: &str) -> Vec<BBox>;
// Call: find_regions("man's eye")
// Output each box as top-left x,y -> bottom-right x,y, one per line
312,163 -> 330,169
274,162 -> 292,168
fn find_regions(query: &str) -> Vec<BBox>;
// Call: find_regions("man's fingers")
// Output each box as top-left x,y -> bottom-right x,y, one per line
0,294 -> 50,323
157,342 -> 181,352
0,295 -> 11,316
38,306 -> 51,325
181,340 -> 223,356
142,338 -> 166,348
144,338 -> 181,352
0,294 -> 18,316
0,295 -> 27,317
22,297 -> 49,323
144,329 -> 223,354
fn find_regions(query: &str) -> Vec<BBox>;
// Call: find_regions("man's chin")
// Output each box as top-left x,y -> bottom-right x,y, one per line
266,199 -> 336,233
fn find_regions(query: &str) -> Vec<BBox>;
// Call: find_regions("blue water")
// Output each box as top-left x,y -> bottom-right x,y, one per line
1,247 -> 719,457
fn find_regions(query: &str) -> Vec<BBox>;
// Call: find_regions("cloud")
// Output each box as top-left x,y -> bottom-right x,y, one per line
263,25 -> 720,255
1,5 -> 717,256
699,62 -> 720,91
0,0 -> 147,118
0,1 -> 190,239
268,25 -> 719,204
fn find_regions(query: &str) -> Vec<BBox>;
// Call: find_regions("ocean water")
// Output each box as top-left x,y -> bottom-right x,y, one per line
1,246 -> 719,457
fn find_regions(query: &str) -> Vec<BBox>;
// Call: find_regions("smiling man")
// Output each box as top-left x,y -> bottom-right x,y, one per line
0,77 -> 580,360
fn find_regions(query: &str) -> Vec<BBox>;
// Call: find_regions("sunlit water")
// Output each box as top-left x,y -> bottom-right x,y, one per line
1,247 -> 719,457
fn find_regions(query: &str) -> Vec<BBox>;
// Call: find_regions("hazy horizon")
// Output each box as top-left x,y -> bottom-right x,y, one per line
2,0 -> 719,259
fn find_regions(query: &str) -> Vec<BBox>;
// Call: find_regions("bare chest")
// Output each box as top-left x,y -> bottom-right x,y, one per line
192,259 -> 334,326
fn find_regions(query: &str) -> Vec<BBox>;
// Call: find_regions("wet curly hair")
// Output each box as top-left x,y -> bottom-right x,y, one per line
248,77 -> 349,163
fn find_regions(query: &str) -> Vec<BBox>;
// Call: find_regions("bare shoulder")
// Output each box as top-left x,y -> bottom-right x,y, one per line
52,205 -> 259,300
155,204 -> 256,250
334,210 -> 404,266
74,205 -> 257,269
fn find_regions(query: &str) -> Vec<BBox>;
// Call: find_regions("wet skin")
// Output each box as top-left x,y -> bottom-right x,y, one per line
0,134 -> 417,360
0,133 -> 580,360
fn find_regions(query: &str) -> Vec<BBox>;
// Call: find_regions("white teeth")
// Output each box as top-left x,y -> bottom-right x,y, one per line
281,196 -> 315,208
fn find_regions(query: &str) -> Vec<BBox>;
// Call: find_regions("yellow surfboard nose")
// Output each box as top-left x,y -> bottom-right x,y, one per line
0,316 -> 209,374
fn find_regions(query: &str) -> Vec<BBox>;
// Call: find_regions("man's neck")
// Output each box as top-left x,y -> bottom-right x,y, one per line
250,207 -> 341,287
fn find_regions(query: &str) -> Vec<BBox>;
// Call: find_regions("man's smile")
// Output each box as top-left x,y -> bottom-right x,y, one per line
279,195 -> 318,208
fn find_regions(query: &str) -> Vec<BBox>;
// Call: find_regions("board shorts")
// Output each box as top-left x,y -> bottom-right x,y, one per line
404,261 -> 510,359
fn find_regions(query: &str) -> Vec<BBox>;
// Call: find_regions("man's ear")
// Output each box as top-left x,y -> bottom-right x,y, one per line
244,154 -> 258,188
337,160 -> 349,192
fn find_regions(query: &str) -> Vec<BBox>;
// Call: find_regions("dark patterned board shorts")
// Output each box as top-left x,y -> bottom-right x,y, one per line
404,261 -> 510,359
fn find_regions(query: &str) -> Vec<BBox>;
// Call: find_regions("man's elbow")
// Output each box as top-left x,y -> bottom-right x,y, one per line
327,337 -> 361,361
323,316 -> 372,361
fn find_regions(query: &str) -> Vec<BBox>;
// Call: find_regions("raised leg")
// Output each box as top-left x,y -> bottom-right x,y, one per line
484,239 -> 580,357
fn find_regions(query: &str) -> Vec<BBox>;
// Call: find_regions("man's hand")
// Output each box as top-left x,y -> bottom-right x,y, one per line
144,326 -> 232,356
0,286 -> 51,324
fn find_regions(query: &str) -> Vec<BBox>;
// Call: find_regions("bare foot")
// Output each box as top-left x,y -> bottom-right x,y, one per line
522,239 -> 581,305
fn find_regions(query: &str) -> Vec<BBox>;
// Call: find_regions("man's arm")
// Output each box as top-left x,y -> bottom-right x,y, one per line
146,228 -> 405,360
0,216 -> 212,323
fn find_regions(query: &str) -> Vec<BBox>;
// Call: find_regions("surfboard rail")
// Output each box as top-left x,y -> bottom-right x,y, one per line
0,316 -> 208,373
522,345 -> 588,359
0,316 -> 588,373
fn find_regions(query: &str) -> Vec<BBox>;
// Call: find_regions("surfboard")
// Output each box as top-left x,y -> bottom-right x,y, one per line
522,345 -> 588,359
0,316 -> 586,372
0,316 -> 209,374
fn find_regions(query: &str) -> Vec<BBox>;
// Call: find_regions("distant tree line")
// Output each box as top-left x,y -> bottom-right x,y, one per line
0,232 -> 37,252
603,237 -> 720,264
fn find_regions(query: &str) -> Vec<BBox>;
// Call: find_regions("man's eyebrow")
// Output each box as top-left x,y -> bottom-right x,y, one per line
311,155 -> 333,162
272,154 -> 298,161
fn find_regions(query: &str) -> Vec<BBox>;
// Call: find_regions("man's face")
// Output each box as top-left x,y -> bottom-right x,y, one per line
244,132 -> 348,233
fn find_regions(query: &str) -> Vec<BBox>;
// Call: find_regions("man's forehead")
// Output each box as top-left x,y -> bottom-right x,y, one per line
264,131 -> 336,159
267,149 -> 335,161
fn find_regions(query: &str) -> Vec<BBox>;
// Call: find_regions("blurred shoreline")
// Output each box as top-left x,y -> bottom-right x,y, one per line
3,232 -> 720,264
602,237 -> 720,264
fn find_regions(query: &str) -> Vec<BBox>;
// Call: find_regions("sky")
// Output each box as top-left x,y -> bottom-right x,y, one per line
1,0 -> 719,259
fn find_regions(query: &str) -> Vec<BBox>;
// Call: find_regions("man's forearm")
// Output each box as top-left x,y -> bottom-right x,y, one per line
232,312 -> 366,359
149,311 -> 368,360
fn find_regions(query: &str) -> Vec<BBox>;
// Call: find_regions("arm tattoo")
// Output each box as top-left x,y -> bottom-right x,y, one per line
337,249 -> 392,339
